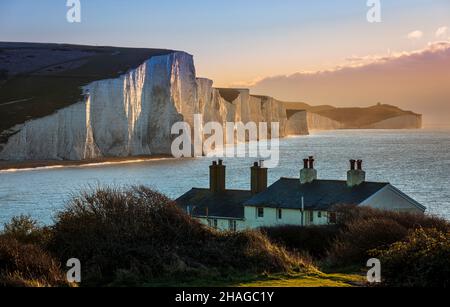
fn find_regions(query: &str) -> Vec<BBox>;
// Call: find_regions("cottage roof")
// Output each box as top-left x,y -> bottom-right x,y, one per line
176,188 -> 251,219
243,178 -> 389,210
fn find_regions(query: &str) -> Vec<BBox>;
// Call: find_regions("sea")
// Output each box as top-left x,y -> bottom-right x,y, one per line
0,129 -> 449,226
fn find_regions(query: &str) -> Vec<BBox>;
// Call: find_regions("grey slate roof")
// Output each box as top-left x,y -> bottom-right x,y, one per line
176,188 -> 252,219
243,178 -> 389,211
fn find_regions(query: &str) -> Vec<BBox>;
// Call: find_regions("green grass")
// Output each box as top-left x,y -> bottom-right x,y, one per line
235,272 -> 365,287
143,271 -> 366,288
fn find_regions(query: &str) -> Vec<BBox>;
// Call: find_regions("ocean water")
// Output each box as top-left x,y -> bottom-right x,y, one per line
0,129 -> 449,225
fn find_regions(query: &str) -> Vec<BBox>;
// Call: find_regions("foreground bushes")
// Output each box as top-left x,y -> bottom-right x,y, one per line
0,237 -> 68,287
261,205 -> 450,287
374,228 -> 450,287
262,225 -> 338,259
0,186 -> 306,287
325,205 -> 450,268
1,189 -> 449,287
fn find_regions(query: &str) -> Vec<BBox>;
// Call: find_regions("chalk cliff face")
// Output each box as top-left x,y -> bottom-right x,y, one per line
0,49 -> 422,161
0,53 -> 289,161
285,111 -> 343,135
286,111 -> 309,136
196,82 -> 288,140
306,113 -> 344,131
0,52 -> 198,160
364,115 -> 422,129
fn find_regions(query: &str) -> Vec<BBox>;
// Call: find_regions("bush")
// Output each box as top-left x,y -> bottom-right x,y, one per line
0,237 -> 68,287
334,205 -> 450,233
326,218 -> 408,267
0,69 -> 8,80
326,205 -> 450,268
2,215 -> 50,246
261,225 -> 339,259
49,186 -> 307,286
373,228 -> 450,287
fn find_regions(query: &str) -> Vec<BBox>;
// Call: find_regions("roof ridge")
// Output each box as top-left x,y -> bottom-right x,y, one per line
279,177 -> 389,185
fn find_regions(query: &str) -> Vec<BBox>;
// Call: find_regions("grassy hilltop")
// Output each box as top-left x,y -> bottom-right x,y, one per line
0,42 -> 173,141
285,101 -> 422,128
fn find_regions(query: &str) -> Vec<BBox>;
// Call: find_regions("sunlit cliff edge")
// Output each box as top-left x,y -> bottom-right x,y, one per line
0,43 -> 421,161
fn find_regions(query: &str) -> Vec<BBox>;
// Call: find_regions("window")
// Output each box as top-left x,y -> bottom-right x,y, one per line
229,220 -> 237,232
329,212 -> 337,224
318,211 -> 322,218
257,208 -> 264,218
208,219 -> 218,229
277,209 -> 282,220
309,211 -> 314,223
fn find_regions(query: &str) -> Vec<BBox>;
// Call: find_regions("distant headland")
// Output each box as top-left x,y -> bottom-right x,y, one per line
0,42 -> 422,163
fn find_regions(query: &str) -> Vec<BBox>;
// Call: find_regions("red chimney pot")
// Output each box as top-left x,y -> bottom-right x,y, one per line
303,159 -> 309,169
308,156 -> 315,169
357,160 -> 363,170
350,159 -> 356,170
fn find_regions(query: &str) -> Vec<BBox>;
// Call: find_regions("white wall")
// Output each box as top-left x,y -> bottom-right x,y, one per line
244,206 -> 330,228
194,208 -> 332,231
196,217 -> 246,232
359,185 -> 425,213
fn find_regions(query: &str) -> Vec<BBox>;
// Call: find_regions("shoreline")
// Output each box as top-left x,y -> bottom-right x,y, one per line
0,155 -> 174,171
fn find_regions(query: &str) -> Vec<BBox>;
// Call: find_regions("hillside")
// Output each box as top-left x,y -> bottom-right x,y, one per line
0,43 -> 422,162
284,101 -> 335,113
316,104 -> 421,128
0,42 -> 173,141
284,101 -> 422,129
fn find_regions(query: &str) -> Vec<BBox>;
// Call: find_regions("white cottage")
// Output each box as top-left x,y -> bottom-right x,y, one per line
176,158 -> 426,232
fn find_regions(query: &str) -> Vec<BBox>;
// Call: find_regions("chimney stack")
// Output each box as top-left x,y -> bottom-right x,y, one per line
300,156 -> 317,184
210,160 -> 226,193
357,160 -> 363,170
350,159 -> 356,170
251,161 -> 268,194
308,156 -> 315,169
347,159 -> 366,187
303,159 -> 309,169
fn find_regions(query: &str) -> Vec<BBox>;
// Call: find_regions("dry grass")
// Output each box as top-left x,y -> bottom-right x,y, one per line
47,186 -> 309,286
0,237 -> 68,287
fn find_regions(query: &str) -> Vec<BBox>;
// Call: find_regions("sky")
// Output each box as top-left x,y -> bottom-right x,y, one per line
1,0 -> 449,126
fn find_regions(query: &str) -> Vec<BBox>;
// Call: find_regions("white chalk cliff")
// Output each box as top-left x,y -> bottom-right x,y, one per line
0,52 -> 290,161
0,51 -> 421,161
0,52 -> 197,160
363,115 -> 422,129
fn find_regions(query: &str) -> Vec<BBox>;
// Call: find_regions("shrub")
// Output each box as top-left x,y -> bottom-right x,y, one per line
49,186 -> 307,286
2,215 -> 50,246
326,218 -> 408,267
334,205 -> 450,233
0,237 -> 68,287
0,69 -> 8,80
261,225 -> 339,259
373,228 -> 450,287
325,205 -> 450,267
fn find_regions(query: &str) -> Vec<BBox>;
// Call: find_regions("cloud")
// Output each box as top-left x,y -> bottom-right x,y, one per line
246,41 -> 450,126
407,30 -> 424,40
436,26 -> 448,38
242,41 -> 450,86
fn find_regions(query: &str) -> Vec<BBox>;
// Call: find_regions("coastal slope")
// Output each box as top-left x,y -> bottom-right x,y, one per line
0,43 -> 422,161
285,102 -> 422,130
